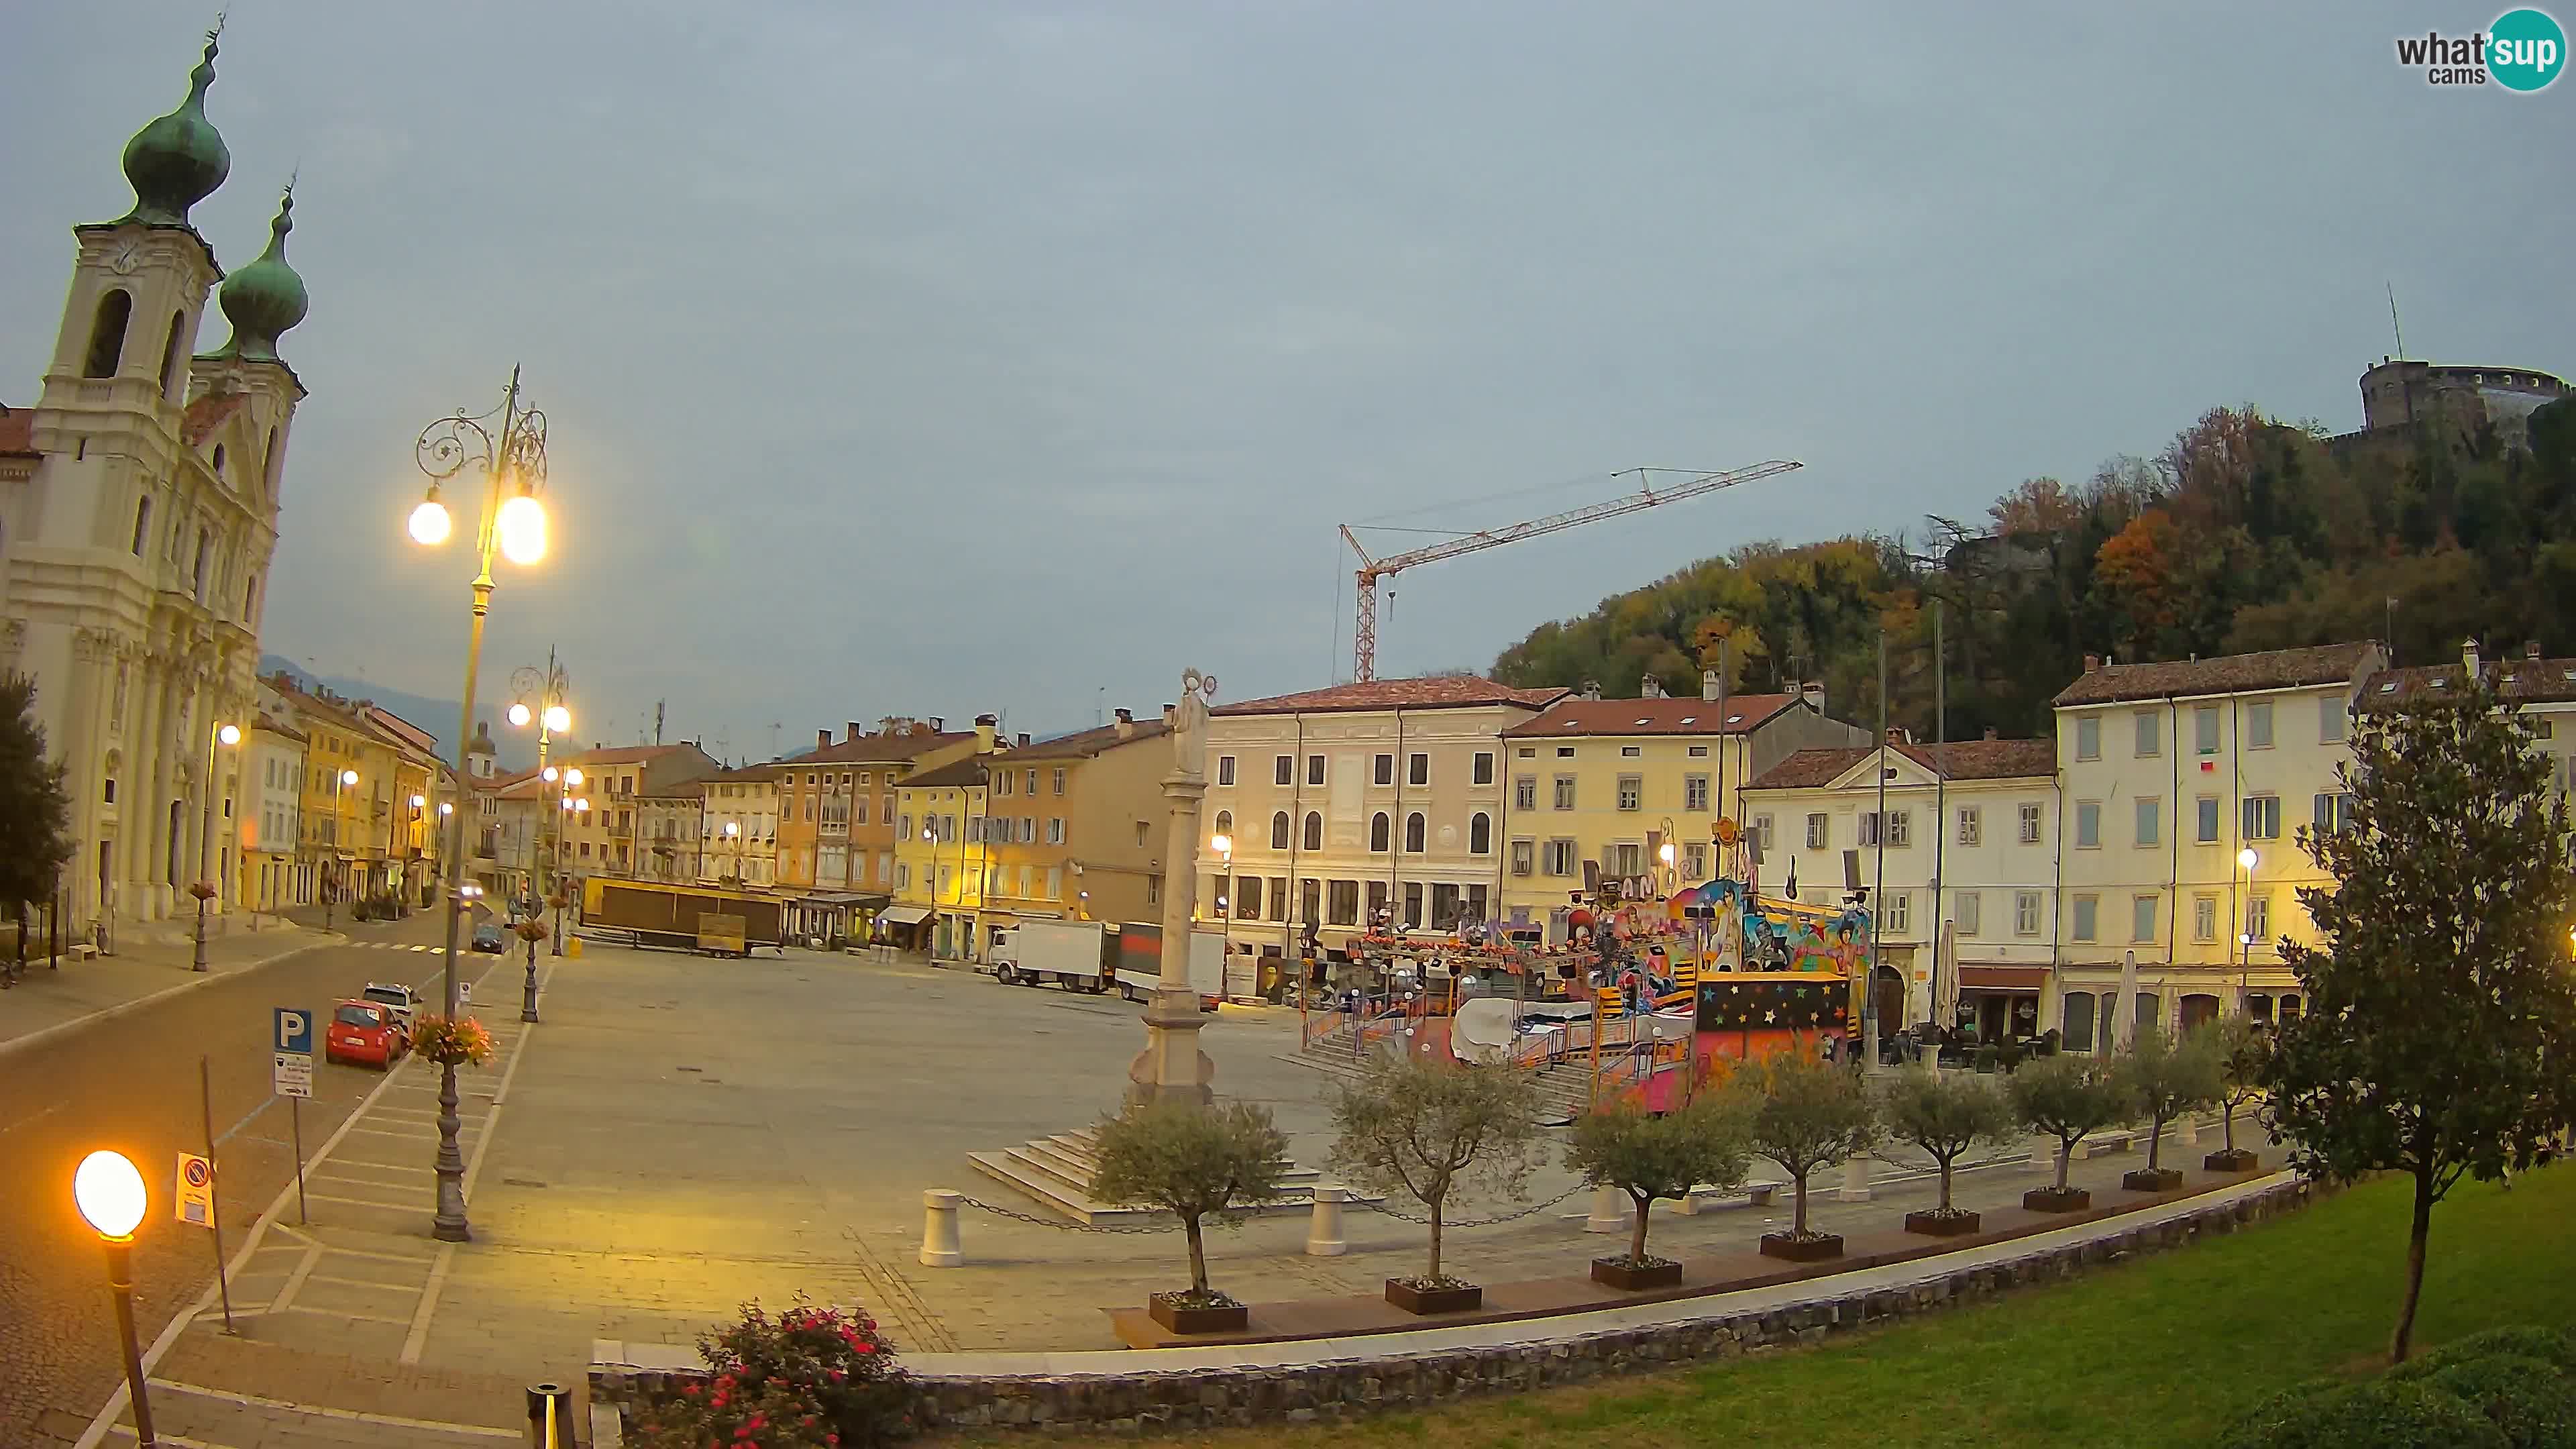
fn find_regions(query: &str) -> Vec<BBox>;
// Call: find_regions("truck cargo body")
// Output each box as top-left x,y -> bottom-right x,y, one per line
582,879 -> 784,953
991,919 -> 1114,993
1112,922 -> 1224,1008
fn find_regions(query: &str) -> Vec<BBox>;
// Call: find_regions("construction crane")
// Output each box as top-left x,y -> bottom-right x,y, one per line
1339,459 -> 1802,682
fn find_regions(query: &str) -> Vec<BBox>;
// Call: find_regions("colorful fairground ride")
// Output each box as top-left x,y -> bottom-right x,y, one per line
1481,818 -> 1877,1110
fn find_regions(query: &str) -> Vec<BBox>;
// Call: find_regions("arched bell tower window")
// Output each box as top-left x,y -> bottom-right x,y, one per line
85,289 -> 133,378
211,444 -> 225,480
158,311 -> 187,398
129,496 -> 153,555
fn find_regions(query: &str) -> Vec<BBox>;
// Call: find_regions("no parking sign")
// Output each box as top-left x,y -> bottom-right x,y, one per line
176,1152 -> 214,1228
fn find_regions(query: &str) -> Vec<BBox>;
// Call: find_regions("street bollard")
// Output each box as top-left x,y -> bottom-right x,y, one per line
1305,1185 -> 1349,1256
919,1189 -> 963,1268
2178,1115 -> 2200,1147
525,1382 -> 578,1448
1584,1185 -> 1629,1233
1673,1185 -> 1701,1216
1836,1153 -> 1874,1203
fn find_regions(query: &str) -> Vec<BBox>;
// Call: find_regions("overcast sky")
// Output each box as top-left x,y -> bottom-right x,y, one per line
6,1 -> 2568,759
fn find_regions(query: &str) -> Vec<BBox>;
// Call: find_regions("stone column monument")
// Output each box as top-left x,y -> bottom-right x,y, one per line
1128,668 -> 1219,1108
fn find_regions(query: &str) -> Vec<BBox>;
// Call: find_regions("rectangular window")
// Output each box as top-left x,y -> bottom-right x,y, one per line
1045,866 -> 1063,901
1611,842 -> 1643,876
1510,839 -> 1534,876
1514,776 -> 1537,810
1307,755 -> 1326,786
1684,775 -> 1709,811
1216,755 -> 1235,786
1273,755 -> 1293,786
1556,746 -> 1574,757
1617,775 -> 1642,811
1805,813 -> 1827,850
2134,797 -> 2160,847
1886,810 -> 1911,847
2243,795 -> 2282,841
1328,879 -> 1359,926
1683,842 -> 1707,878
1543,839 -> 1578,875
1957,806 -> 1980,847
2076,800 -> 2100,848
1954,890 -> 1980,936
2312,792 -> 2354,833
2015,890 -> 2042,936
1048,817 -> 1065,844
1857,812 -> 1882,847
1365,880 -> 1387,925
1553,775 -> 1576,810
1269,877 -> 1287,922
1885,891 -> 1911,934
1472,751 -> 1495,786
2131,894 -> 2159,943
1052,768 -> 1065,794
2194,706 -> 2220,755
2320,696 -> 2347,743
2076,716 -> 2101,761
2246,891 -> 2272,945
1374,753 -> 1394,786
2246,702 -> 2274,749
2193,894 -> 2218,943
1235,874 -> 1260,917
2135,710 -> 2161,758
1148,876 -> 1161,907
1407,753 -> 1428,786
2196,796 -> 2220,843
2019,802 -> 2042,844
1620,745 -> 1642,758
1753,814 -> 1773,853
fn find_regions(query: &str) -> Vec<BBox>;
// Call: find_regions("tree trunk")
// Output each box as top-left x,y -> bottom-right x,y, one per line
2391,1169 -> 2435,1364
1791,1171 -> 1810,1234
2222,1101 -> 2237,1153
1628,1193 -> 1652,1263
1937,1156 -> 1955,1212
2147,1110 -> 2165,1171
1184,1213 -> 1210,1295
2055,1140 -> 2074,1191
1426,1195 -> 1445,1281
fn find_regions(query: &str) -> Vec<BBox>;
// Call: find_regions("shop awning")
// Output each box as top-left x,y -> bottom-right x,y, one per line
796,892 -> 883,908
1958,965 -> 2050,991
875,905 -> 933,926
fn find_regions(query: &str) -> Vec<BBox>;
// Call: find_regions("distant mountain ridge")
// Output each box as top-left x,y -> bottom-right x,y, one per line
259,654 -> 537,771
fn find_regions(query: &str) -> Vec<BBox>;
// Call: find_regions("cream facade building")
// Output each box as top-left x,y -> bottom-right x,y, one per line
2051,642 -> 2384,1045
239,710 -> 305,912
1204,677 -> 1566,954
0,32 -> 309,940
700,764 -> 779,888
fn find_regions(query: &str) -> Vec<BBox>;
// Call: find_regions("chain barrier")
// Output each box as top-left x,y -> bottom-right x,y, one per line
953,1195 -> 1185,1235
1354,1182 -> 1589,1228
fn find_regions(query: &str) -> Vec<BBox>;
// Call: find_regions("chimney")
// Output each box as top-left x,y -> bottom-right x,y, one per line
1161,703 -> 1178,732
1640,674 -> 1664,698
817,729 -> 831,751
928,716 -> 945,733
2083,653 -> 2101,674
847,721 -> 862,743
2463,637 -> 2481,678
1114,707 -> 1134,739
1581,680 -> 1602,701
974,712 -> 998,752
1800,682 -> 1824,714
1984,726 -> 1999,741
879,716 -> 898,735
1702,669 -> 1721,702
1016,732 -> 1031,747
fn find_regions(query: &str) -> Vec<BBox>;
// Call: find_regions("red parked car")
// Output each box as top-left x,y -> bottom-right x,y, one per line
326,1000 -> 407,1069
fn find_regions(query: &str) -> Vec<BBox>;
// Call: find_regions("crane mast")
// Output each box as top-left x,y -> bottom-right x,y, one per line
1341,459 -> 1801,682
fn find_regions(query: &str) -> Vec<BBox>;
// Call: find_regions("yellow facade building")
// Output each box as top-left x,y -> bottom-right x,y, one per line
973,710 -> 1174,941
889,755 -> 991,959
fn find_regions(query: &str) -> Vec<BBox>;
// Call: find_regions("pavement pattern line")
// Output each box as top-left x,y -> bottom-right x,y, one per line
105,1428 -> 227,1449
147,1380 -> 521,1440
399,1248 -> 455,1365
268,1246 -> 324,1318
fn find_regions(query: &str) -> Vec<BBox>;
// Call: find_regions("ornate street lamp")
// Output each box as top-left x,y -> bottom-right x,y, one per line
408,368 -> 551,1244
192,722 -> 241,971
74,1150 -> 156,1448
509,653 -> 573,959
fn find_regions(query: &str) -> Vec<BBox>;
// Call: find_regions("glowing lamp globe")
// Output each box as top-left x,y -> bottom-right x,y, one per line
507,702 -> 532,728
339,769 -> 358,786
543,704 -> 570,733
2237,848 -> 2259,871
1210,833 -> 1232,855
541,765 -> 558,783
495,494 -> 547,566
407,497 -> 453,546
74,1150 -> 147,1239
216,723 -> 241,747
564,767 -> 583,787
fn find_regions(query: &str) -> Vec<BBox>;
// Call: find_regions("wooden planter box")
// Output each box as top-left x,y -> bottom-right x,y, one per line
2122,1167 -> 2184,1193
1384,1279 -> 1483,1315
2023,1186 -> 2092,1213
1904,1209 -> 1982,1237
1590,1256 -> 1684,1291
1146,1294 -> 1247,1335
1758,1232 -> 1844,1263
2204,1148 -> 2261,1173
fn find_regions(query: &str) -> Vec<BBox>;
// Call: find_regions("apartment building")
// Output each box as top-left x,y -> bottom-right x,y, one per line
775,717 -> 981,943
2051,642 -> 2384,1046
1495,673 -> 1867,930
700,763 -> 780,888
1205,676 -> 1565,954
887,755 -> 992,959
987,710 -> 1173,933
553,742 -> 722,881
1743,734 -> 2060,1039
239,712 -> 305,912
634,779 -> 704,885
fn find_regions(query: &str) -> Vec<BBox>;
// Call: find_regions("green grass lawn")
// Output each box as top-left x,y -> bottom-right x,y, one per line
1143,1165 -> 2576,1449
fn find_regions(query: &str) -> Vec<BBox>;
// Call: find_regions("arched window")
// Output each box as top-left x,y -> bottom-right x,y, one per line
193,527 -> 211,600
1370,812 -> 1390,851
210,443 -> 225,480
158,311 -> 187,398
1270,811 -> 1290,850
1302,811 -> 1322,851
130,496 -> 152,555
1212,810 -> 1232,844
1404,812 -> 1426,853
262,426 -> 282,496
1469,812 -> 1492,855
243,573 -> 259,621
85,289 -> 132,378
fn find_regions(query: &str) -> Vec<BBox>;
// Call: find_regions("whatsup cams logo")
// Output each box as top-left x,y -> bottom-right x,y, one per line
2398,7 -> 2567,89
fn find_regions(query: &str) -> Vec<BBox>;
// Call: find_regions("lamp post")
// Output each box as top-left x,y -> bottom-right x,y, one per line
409,368 -> 551,1244
1210,831 -> 1234,994
510,655 -> 573,954
2236,846 -> 2259,1014
323,767 -> 357,930
73,1149 -> 156,1448
192,722 -> 241,971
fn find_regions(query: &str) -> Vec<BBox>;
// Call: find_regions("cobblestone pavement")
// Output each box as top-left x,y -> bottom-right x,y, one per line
0,910 -> 506,1449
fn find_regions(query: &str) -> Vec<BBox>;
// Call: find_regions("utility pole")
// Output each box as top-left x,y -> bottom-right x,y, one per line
1930,598 -> 1945,1031
1868,629 -> 1887,1069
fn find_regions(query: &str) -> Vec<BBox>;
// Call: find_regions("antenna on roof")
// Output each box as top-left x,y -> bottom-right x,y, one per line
2387,282 -> 2405,360
654,700 -> 665,747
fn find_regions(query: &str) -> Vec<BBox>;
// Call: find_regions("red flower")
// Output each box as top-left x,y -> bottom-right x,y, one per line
746,1415 -> 766,1432
684,1384 -> 700,1397
826,1369 -> 845,1383
853,1343 -> 876,1355
826,1438 -> 839,1447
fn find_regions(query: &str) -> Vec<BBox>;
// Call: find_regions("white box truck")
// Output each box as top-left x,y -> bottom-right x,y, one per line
989,919 -> 1113,994
1112,922 -> 1224,1009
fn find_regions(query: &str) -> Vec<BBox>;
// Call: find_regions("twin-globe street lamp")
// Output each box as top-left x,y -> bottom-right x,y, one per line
321,766 -> 358,929
73,1150 -> 156,1448
408,368 -> 550,1244
191,722 -> 242,971
2236,847 -> 2260,1010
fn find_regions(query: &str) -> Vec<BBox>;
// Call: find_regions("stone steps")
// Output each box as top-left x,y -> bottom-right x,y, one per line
968,1126 -> 1358,1227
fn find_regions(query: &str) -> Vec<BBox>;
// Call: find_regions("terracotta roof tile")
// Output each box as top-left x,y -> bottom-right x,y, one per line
1746,738 -> 2057,791
1006,719 -> 1171,759
2359,655 -> 2576,709
902,757 -> 990,790
790,730 -> 976,765
180,392 -> 248,447
1499,694 -> 1799,739
1212,676 -> 1566,717
2051,643 -> 2379,707
0,407 -> 35,457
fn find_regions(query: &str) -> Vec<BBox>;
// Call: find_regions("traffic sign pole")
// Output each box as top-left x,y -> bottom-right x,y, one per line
291,1096 -> 307,1225
199,1055 -> 235,1334
272,1008 -> 315,1223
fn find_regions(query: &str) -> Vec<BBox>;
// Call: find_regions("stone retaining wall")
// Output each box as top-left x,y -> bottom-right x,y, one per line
594,1177 -> 2314,1436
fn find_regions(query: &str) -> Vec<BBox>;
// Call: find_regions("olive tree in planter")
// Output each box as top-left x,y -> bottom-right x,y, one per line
1328,1054 -> 1544,1315
1565,1093 -> 1754,1289
1089,1099 -> 1290,1334
2114,1024 -> 2224,1192
2008,1053 -> 2129,1212
1729,1047 -> 1880,1262
2206,1015 -> 2270,1172
1882,1065 -> 2016,1236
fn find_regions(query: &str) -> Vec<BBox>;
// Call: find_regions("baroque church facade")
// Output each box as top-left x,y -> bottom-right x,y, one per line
0,28 -> 309,941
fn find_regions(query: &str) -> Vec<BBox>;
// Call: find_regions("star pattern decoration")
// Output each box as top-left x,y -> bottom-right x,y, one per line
1696,978 -> 1851,1032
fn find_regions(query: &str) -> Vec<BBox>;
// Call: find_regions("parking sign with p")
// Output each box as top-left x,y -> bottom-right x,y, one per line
274,1008 -> 312,1056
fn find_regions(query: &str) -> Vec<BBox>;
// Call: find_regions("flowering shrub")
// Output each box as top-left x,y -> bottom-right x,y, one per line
412,1014 -> 495,1067
189,880 -> 218,902
513,919 -> 549,943
631,1298 -> 908,1449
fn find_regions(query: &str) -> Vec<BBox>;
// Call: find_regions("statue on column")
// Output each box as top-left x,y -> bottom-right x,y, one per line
1171,668 -> 1216,777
